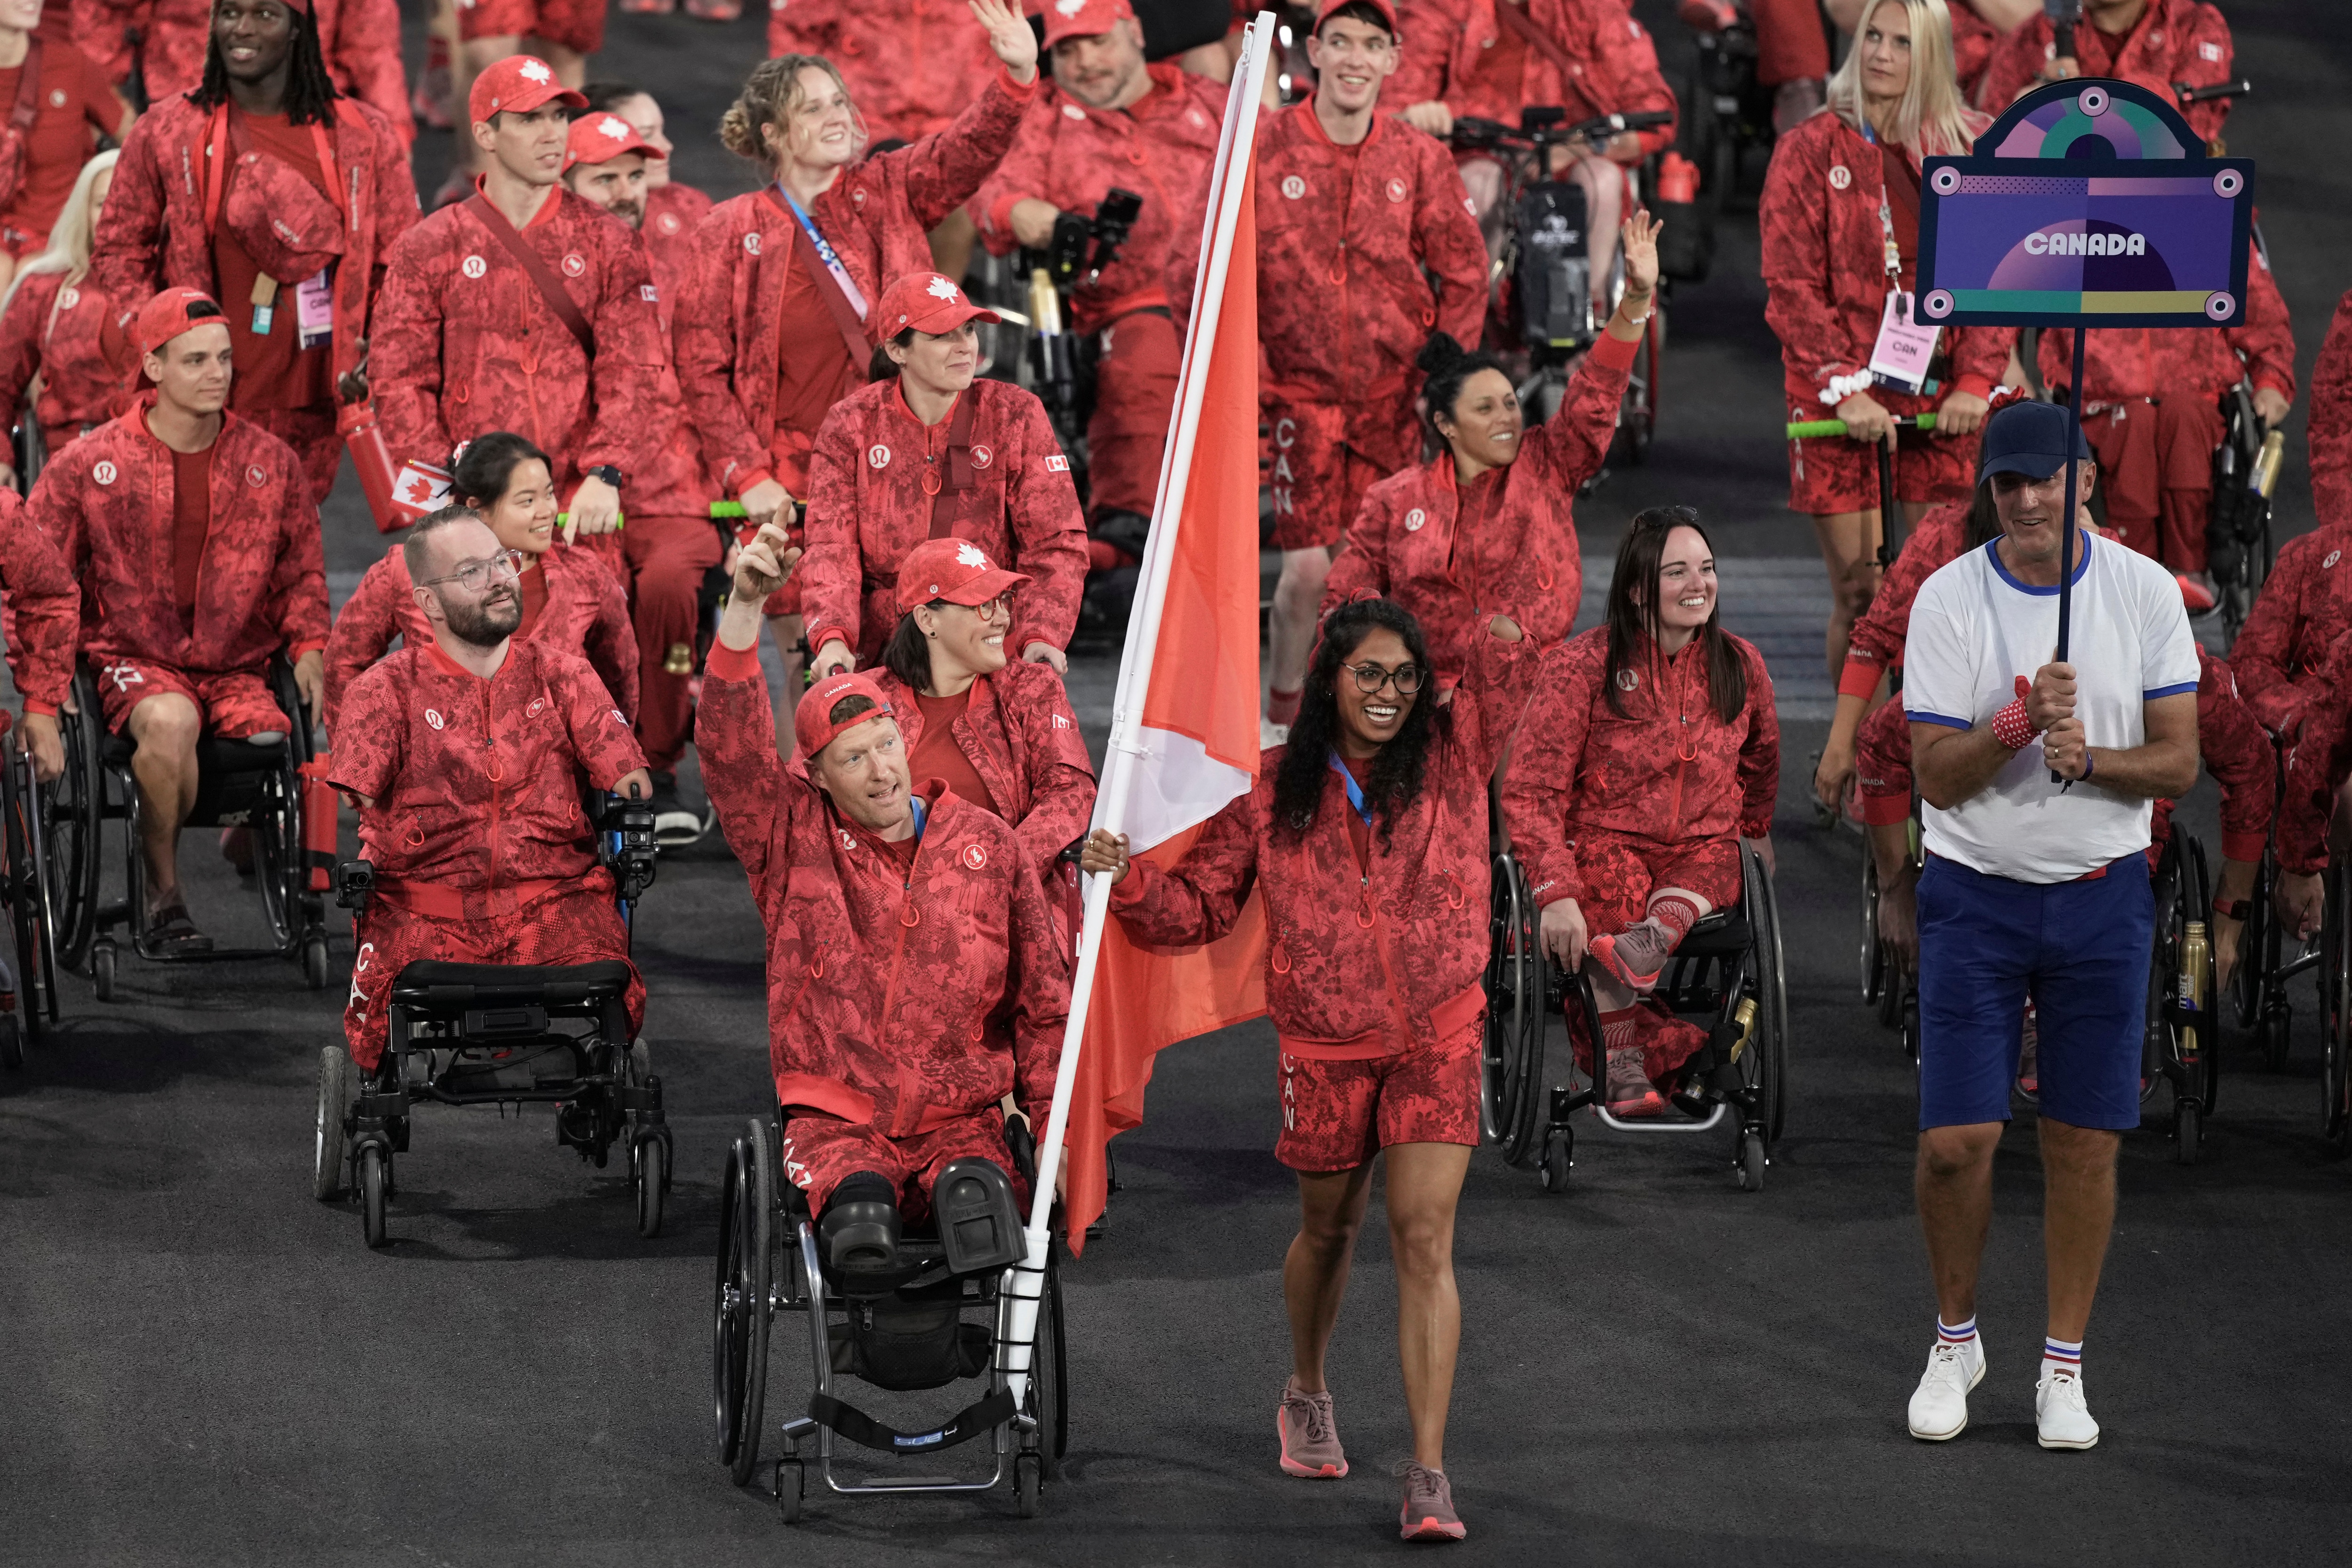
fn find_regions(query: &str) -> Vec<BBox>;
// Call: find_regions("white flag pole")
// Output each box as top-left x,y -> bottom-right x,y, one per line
997,12 -> 1275,1411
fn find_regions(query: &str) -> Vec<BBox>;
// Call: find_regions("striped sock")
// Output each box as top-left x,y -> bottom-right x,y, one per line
1937,1315 -> 1978,1349
2042,1336 -> 2083,1380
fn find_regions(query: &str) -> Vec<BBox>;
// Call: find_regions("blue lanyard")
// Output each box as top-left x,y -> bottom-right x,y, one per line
909,797 -> 928,841
775,184 -> 869,318
1328,753 -> 1373,826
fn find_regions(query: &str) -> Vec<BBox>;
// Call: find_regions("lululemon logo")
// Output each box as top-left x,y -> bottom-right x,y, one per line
840,828 -> 856,849
1062,103 -> 1087,121
93,461 -> 117,486
962,844 -> 987,870
245,464 -> 267,487
1386,177 -> 1407,203
426,709 -> 445,729
969,444 -> 993,469
461,255 -> 487,279
2328,550 -> 2342,570
48,88 -> 65,107
1281,175 -> 1306,200
1828,165 -> 1851,191
868,445 -> 890,469
657,212 -> 679,234
58,286 -> 77,309
1616,669 -> 1640,691
1404,508 -> 1426,532
561,254 -> 586,278
744,232 -> 762,256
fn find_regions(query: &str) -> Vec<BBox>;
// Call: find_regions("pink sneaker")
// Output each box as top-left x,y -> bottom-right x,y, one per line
1277,1377 -> 1347,1478
1397,1460 -> 1466,1541
1589,928 -> 1670,994
1603,1045 -> 1667,1118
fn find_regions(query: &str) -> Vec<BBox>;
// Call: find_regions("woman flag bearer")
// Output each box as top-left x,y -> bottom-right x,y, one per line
799,271 -> 1087,679
1501,508 -> 1779,1116
1082,598 -> 1536,1543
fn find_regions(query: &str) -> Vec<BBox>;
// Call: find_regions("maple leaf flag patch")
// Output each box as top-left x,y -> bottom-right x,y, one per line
1046,454 -> 1069,473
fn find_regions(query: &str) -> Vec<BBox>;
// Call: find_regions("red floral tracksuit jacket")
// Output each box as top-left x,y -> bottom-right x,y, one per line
0,485 -> 80,716
1501,626 -> 1778,909
89,92 -> 420,400
30,404 -> 328,676
2307,290 -> 2352,530
2272,629 -> 2352,876
371,187 -> 670,499
675,71 -> 1035,504
799,377 -> 1089,664
1389,0 -> 1679,158
1113,631 -> 1536,1059
1321,330 -> 1632,685
322,540 -> 639,726
2225,519 -> 2352,736
696,641 -> 1068,1131
1977,0 -> 2235,144
0,274 -> 132,460
329,638 -> 650,1067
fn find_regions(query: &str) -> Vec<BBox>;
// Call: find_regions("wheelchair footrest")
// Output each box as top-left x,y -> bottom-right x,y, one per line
807,1388 -> 1015,1457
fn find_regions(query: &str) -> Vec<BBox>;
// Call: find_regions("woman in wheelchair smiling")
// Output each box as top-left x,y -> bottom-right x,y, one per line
1081,597 -> 1534,1543
1501,507 -> 1778,1118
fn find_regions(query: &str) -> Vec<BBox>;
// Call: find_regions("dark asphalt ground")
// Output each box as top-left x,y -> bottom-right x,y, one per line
5,3 -> 2351,1562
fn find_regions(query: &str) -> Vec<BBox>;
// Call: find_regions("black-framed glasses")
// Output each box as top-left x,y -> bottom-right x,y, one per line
1344,661 -> 1423,695
418,548 -> 525,593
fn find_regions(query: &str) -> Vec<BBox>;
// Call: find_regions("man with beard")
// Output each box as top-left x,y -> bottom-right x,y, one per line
31,287 -> 327,954
329,503 -> 654,1081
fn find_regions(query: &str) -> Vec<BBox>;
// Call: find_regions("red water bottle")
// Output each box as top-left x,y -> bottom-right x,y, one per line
1657,152 -> 1701,206
337,401 -> 405,534
299,755 -> 341,893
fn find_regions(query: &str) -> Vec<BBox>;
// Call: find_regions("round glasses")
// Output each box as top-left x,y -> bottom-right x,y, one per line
1343,661 -> 1423,695
419,548 -> 526,594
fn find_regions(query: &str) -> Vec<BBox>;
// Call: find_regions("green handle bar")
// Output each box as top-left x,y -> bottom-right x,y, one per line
555,511 -> 624,530
1787,413 -> 1939,438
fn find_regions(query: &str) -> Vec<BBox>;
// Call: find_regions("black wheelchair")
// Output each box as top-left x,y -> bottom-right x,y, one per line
2314,866 -> 2352,1155
0,730 -> 64,1066
2226,741 -> 2312,1073
48,659 -> 331,997
311,794 -> 667,1248
1485,842 -> 1788,1192
1860,816 -> 1924,1064
2209,374 -> 2286,645
713,1113 -> 1069,1521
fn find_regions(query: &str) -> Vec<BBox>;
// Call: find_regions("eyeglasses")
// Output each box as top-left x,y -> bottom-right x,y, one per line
418,548 -> 525,593
1344,661 -> 1423,695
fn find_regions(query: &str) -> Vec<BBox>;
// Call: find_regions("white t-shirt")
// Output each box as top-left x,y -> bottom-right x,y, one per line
1902,530 -> 2199,883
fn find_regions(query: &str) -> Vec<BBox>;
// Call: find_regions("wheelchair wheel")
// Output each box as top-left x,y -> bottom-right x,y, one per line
1536,1126 -> 1572,1194
2181,836 -> 2220,1122
358,1144 -> 389,1248
713,1119 -> 774,1484
634,1133 -> 667,1240
1860,853 -> 1887,1007
0,1011 -> 19,1069
302,933 -> 329,991
3,748 -> 59,1041
313,1047 -> 350,1201
2324,870 -> 2352,1154
775,1457 -> 804,1524
48,679 -> 103,971
1734,1128 -> 1766,1193
1746,846 -> 1790,1146
90,941 -> 115,1003
1481,853 -> 1545,1165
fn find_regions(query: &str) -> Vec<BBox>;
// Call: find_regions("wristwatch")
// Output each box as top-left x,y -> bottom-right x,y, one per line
587,464 -> 623,488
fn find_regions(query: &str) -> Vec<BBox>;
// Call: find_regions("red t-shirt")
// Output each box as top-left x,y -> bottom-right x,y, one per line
0,38 -> 126,255
215,108 -> 336,414
171,443 -> 215,612
911,687 -> 1003,818
517,557 -> 548,636
770,230 -> 861,486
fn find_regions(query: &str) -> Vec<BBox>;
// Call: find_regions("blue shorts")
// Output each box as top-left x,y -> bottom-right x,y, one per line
1915,852 -> 2153,1131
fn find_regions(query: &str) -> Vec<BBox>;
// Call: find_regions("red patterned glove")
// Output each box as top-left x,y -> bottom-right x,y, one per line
1989,674 -> 2041,750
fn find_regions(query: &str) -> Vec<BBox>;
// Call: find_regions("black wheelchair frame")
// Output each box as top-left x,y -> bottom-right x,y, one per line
0,737 -> 64,1066
1485,842 -> 1787,1192
2209,374 -> 2287,642
714,1114 -> 1069,1522
2228,741 -> 2314,1075
1860,814 -> 1924,1064
311,794 -> 666,1248
49,659 -> 330,998
2317,866 -> 2352,1155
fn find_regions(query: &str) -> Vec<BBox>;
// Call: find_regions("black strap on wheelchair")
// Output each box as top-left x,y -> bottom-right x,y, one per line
806,1388 -> 1016,1457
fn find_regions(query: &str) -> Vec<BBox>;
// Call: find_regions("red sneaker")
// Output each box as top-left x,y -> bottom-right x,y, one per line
1397,1461 -> 1466,1541
1276,1376 -> 1347,1479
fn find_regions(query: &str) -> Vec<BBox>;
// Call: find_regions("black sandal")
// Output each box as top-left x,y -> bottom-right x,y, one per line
143,903 -> 215,958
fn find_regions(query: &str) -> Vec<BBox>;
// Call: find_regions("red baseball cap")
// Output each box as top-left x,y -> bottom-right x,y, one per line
564,110 -> 667,171
896,537 -> 1032,613
874,271 -> 1002,339
469,55 -> 588,126
795,671 -> 898,762
1314,0 -> 1399,36
135,287 -> 226,358
1040,0 -> 1134,49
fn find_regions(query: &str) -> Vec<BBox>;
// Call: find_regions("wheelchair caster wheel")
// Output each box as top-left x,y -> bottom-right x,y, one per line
1015,1451 -> 1042,1518
1536,1130 -> 1571,1194
2174,1101 -> 2202,1166
302,934 -> 329,991
358,1144 -> 390,1248
1734,1131 -> 1767,1192
634,1134 -> 667,1239
774,1459 -> 803,1524
2263,1005 -> 2291,1072
90,943 -> 115,1003
0,1011 -> 21,1070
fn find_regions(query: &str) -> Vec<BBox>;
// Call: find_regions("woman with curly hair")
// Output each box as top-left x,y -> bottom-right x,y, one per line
1080,595 -> 1534,1543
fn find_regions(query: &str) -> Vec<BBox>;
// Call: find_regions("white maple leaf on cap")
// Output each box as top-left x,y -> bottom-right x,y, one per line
1054,0 -> 1085,14
520,59 -> 552,83
956,541 -> 988,567
927,275 -> 959,300
597,114 -> 630,139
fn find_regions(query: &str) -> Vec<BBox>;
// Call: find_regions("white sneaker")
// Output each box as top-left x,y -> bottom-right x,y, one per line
1907,1335 -> 1985,1441
2035,1368 -> 2099,1450
1260,717 -> 1290,749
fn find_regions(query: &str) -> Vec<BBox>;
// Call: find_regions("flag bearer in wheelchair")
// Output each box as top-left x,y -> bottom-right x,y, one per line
0,483 -> 78,781
28,287 -> 327,954
698,520 -> 1067,1282
1082,597 -> 1536,1543
329,503 -> 652,1078
1501,506 -> 1777,1117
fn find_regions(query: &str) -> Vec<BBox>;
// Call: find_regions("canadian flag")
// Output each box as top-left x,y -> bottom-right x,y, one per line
390,461 -> 453,524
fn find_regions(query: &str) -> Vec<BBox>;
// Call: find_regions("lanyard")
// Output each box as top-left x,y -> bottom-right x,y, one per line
1328,752 -> 1372,826
775,184 -> 868,321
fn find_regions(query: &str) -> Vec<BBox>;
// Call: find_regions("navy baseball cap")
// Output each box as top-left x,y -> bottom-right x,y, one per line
1978,399 -> 2093,483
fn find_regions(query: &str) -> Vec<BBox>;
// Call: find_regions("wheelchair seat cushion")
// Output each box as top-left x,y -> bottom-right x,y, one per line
391,959 -> 636,1008
1672,912 -> 1752,959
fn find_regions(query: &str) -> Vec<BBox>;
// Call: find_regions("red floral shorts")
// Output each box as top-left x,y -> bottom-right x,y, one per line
1274,1017 -> 1482,1173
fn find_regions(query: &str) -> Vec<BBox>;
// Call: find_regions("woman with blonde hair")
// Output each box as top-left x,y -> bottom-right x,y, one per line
0,150 -> 127,491
1759,0 -> 2009,679
675,0 -> 1039,709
